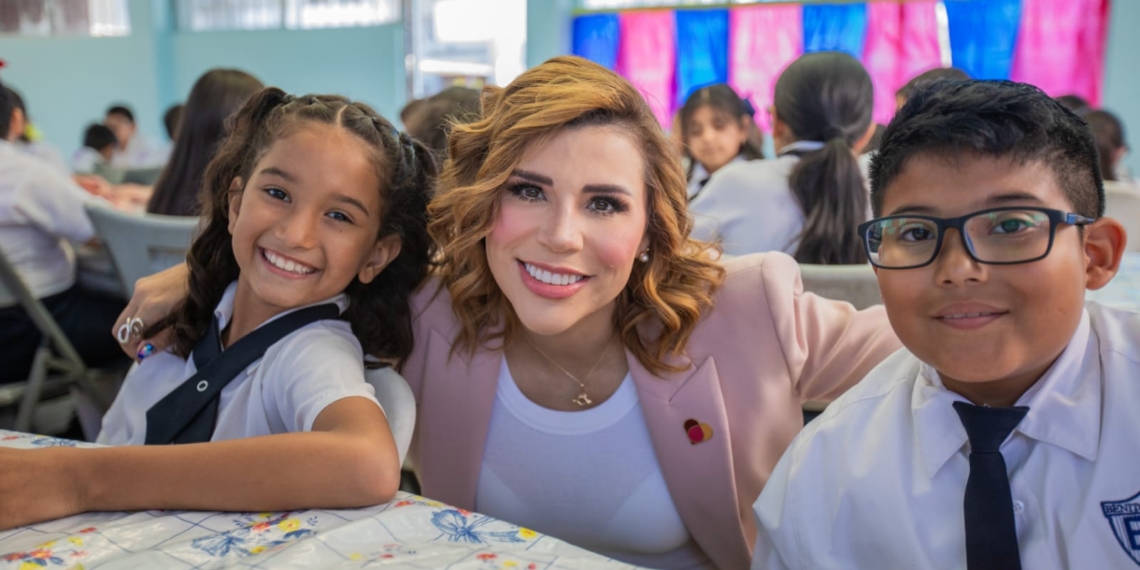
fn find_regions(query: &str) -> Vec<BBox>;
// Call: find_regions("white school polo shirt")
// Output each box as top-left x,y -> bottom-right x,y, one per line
98,282 -> 381,445
752,302 -> 1140,570
0,139 -> 102,304
689,149 -> 804,257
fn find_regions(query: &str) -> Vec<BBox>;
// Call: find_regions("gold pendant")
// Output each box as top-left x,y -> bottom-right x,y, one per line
572,392 -> 593,407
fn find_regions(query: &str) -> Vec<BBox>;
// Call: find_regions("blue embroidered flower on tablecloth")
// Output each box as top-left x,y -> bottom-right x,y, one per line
29,437 -> 77,447
191,526 -> 253,557
431,510 -> 526,544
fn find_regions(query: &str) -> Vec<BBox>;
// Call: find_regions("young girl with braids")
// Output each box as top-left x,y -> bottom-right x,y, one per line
0,88 -> 437,529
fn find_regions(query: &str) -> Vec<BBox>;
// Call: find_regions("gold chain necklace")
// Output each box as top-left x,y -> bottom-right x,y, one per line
522,334 -> 617,407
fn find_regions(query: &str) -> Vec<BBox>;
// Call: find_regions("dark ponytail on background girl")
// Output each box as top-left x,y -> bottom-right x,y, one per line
775,52 -> 873,265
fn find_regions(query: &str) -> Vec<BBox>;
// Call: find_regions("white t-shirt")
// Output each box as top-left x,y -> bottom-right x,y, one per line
0,139 -> 102,305
753,303 -> 1140,570
98,282 -> 381,445
475,358 -> 711,570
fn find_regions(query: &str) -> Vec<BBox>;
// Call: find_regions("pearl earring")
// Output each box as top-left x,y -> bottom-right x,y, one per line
638,251 -> 650,263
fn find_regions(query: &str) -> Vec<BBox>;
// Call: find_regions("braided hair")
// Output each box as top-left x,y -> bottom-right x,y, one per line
152,88 -> 437,365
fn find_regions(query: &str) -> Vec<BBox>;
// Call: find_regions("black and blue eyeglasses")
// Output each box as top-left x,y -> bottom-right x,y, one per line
857,207 -> 1095,270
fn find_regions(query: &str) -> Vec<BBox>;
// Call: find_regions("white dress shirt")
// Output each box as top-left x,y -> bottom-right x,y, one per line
98,282 -> 382,445
752,302 -> 1140,570
0,139 -> 103,305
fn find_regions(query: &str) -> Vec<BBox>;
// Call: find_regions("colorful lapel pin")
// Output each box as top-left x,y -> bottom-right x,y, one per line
684,418 -> 713,445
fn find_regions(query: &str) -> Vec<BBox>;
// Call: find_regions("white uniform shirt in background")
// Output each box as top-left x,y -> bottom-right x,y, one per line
689,149 -> 804,256
0,139 -> 102,305
686,154 -> 746,200
98,282 -> 382,445
110,134 -> 169,169
753,303 -> 1140,570
475,359 -> 712,570
20,140 -> 68,173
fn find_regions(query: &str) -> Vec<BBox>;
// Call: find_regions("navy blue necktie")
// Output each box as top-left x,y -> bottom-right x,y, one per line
144,303 -> 340,444
952,401 -> 1029,570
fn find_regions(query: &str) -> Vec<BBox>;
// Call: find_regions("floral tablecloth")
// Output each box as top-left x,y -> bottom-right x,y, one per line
1088,252 -> 1140,312
0,431 -> 642,570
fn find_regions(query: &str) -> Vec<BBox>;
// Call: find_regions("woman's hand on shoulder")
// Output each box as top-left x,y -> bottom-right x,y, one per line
113,263 -> 191,359
0,448 -> 84,530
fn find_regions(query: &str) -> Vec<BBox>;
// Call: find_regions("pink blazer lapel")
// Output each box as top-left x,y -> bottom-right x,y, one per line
416,328 -> 502,509
629,350 -> 752,570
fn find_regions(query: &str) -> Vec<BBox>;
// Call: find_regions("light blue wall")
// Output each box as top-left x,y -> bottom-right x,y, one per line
2,0 -> 404,157
1103,0 -> 1140,177
526,0 -> 573,68
6,0 -> 1137,168
0,0 -> 164,154
169,25 -> 405,124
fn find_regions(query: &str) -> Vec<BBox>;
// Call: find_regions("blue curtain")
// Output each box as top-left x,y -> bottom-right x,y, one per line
803,3 -> 869,58
944,0 -> 1022,80
572,13 -> 621,70
675,8 -> 729,108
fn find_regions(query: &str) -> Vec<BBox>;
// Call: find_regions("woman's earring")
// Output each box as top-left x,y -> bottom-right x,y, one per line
638,250 -> 650,263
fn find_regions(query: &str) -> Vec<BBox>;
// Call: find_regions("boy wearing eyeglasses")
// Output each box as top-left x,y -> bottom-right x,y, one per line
751,80 -> 1135,570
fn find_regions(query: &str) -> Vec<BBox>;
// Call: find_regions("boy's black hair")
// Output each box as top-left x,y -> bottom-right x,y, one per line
870,80 -> 1103,219
0,80 -> 12,138
896,67 -> 970,101
83,123 -> 117,151
106,104 -> 134,123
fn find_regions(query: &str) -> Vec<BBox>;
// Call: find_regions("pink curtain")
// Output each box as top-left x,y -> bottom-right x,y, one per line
727,4 -> 802,133
617,10 -> 676,129
898,2 -> 944,90
862,1 -> 943,125
1011,0 -> 1110,106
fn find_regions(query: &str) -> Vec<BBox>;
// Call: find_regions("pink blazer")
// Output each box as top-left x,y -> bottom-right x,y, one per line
401,253 -> 900,570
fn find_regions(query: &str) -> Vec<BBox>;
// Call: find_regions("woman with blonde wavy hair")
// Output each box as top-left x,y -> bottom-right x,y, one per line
113,56 -> 898,569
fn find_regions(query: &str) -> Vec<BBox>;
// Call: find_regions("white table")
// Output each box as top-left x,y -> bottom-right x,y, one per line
0,431 -> 643,569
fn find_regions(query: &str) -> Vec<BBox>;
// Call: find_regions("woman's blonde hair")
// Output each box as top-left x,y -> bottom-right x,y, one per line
428,56 -> 725,375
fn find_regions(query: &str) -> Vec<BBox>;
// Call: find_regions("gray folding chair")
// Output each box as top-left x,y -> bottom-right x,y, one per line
122,166 -> 165,186
1105,181 -> 1140,253
798,263 -> 882,422
366,366 -> 417,467
84,204 -> 199,296
798,263 -> 882,310
0,249 -> 111,432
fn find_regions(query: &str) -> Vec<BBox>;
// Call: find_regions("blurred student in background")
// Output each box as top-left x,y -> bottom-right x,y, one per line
690,52 -> 876,264
105,104 -> 169,169
677,84 -> 764,200
0,80 -> 129,385
895,67 -> 970,111
146,69 -> 263,217
5,86 -> 68,172
71,123 -> 117,174
402,86 -> 481,161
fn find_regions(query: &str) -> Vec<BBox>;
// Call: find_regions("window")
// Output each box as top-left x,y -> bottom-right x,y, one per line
406,0 -> 527,99
0,0 -> 130,37
175,0 -> 400,32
